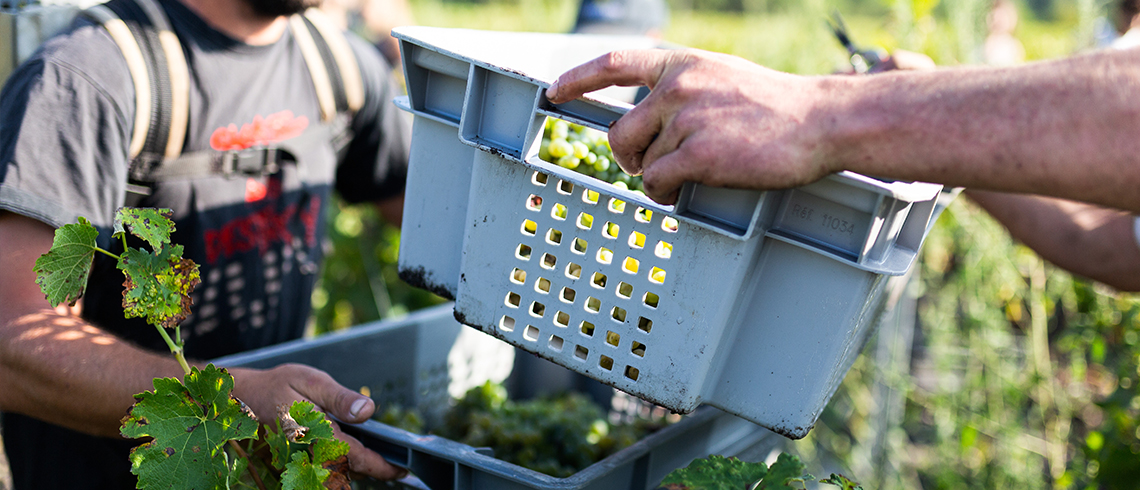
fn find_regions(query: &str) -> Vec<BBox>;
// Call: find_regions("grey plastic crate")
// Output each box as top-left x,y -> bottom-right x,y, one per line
392,26 -> 943,438
213,304 -> 780,490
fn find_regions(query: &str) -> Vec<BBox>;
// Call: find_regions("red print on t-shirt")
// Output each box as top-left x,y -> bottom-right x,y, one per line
209,110 -> 309,151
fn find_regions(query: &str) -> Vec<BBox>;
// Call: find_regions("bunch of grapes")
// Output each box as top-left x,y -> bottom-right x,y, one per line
539,118 -> 645,193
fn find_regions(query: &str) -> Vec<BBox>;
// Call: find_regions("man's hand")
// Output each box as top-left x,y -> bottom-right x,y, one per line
229,364 -> 408,481
546,49 -> 842,204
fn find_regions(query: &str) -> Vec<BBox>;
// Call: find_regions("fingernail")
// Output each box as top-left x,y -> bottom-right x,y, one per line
349,398 -> 367,419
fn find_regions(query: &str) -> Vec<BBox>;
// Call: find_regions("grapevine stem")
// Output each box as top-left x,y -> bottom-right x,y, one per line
93,246 -> 121,261
227,440 -> 267,490
154,325 -> 191,376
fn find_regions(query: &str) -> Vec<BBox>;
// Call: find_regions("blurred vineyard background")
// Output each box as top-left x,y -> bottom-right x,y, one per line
311,0 -> 1140,489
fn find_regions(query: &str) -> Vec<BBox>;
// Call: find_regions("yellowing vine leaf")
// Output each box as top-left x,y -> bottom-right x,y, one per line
114,208 -> 175,251
120,245 -> 201,329
120,364 -> 258,490
33,217 -> 99,307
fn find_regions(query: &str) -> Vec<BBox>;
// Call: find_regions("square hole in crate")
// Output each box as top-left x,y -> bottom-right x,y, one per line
580,321 -> 595,337
622,257 -> 640,274
566,262 -> 582,280
635,207 -> 652,223
535,278 -> 551,294
546,228 -> 563,245
522,220 -> 537,236
608,198 -> 626,214
583,188 -> 599,205
603,221 -> 620,239
500,315 -> 515,332
631,341 -> 646,357
516,243 -> 532,261
617,282 -> 633,299
532,171 -> 549,186
612,306 -> 627,323
524,325 -> 540,341
549,335 -> 564,352
551,203 -> 568,221
554,310 -> 570,327
599,355 -> 614,371
574,345 -> 589,361
541,253 -> 557,269
649,266 -> 666,285
530,301 -> 545,318
585,296 -> 601,313
662,217 -> 679,233
628,231 -> 646,249
572,237 -> 588,255
606,331 -> 621,347
655,241 -> 672,259
560,287 -> 576,303
591,272 -> 607,289
505,292 -> 521,308
643,292 -> 659,308
526,194 -> 542,212
558,179 -> 574,195
638,317 -> 652,333
625,365 -> 639,381
596,247 -> 613,265
577,212 -> 594,230
510,268 -> 527,285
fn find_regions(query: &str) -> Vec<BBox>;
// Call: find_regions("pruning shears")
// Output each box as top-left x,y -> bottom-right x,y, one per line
827,10 -> 882,74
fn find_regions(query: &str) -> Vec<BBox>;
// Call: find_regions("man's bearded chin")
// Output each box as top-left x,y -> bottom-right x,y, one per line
242,0 -> 318,18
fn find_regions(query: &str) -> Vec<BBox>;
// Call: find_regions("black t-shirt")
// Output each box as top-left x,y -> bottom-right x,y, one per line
0,1 -> 409,488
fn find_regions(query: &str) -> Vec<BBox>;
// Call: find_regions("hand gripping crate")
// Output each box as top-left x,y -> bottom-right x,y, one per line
393,27 -> 943,439
213,303 -> 781,490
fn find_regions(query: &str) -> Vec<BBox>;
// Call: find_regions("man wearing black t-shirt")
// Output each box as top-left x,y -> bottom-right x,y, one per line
0,0 -> 411,487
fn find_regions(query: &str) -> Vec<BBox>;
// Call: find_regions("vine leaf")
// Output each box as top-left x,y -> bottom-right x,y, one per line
288,401 -> 336,444
281,451 -> 329,490
120,364 -> 258,490
757,453 -> 812,489
820,473 -> 864,490
658,455 -> 768,490
120,245 -> 201,329
114,208 -> 175,251
33,217 -> 99,307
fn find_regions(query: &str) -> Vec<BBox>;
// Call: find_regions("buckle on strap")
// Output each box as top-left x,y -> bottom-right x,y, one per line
218,147 -> 281,177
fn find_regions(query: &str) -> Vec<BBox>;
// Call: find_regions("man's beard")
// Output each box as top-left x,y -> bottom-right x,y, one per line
242,0 -> 317,18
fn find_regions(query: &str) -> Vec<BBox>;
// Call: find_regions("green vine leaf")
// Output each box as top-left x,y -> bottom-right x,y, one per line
312,438 -> 350,466
120,244 -> 201,329
658,455 -> 768,490
820,473 -> 863,490
281,451 -> 330,490
288,401 -> 336,444
114,207 -> 175,251
120,364 -> 258,490
33,217 -> 99,307
757,453 -> 812,489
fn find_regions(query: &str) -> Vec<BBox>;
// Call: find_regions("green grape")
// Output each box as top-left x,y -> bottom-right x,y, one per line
593,156 -> 610,173
571,141 -> 590,159
539,119 -> 646,193
548,139 -> 573,159
557,155 -> 581,169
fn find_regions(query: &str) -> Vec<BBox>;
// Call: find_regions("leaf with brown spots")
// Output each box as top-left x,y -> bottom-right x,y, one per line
114,207 -> 175,251
121,364 -> 258,489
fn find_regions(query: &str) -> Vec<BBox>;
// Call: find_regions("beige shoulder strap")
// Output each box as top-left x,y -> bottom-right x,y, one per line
289,14 -> 338,123
302,8 -> 364,113
133,0 -> 190,159
85,5 -> 151,159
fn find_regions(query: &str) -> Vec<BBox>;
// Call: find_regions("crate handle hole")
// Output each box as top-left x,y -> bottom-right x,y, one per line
662,216 -> 679,233
599,355 -> 614,371
530,301 -> 546,318
510,268 -> 527,285
574,345 -> 589,360
558,179 -> 574,195
591,272 -> 607,289
622,257 -> 640,274
541,253 -> 557,270
631,341 -> 646,357
649,266 -> 666,285
617,282 -> 633,299
583,189 -> 600,205
577,212 -> 594,230
635,207 -> 653,224
554,311 -> 570,327
549,335 -> 564,352
532,172 -> 549,186
526,194 -> 543,212
522,220 -> 537,237
566,262 -> 582,280
606,331 -> 621,347
624,365 -> 639,381
603,221 -> 620,239
638,317 -> 652,333
551,203 -> 568,221
505,292 -> 521,308
516,244 -> 532,261
560,287 -> 577,303
643,292 -> 659,309
608,198 -> 626,214
628,231 -> 646,250
580,321 -> 595,337
500,316 -> 516,332
535,277 -> 551,294
655,241 -> 673,259
611,306 -> 627,323
524,325 -> 540,341
585,296 -> 601,313
596,247 -> 613,265
546,228 -> 563,245
572,237 -> 588,255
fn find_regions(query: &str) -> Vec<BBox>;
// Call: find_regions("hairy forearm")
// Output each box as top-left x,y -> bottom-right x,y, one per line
0,309 -> 186,438
965,190 -> 1140,291
828,48 -> 1140,213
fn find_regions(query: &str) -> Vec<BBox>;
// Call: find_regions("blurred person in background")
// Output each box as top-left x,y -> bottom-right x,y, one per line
0,0 -> 415,487
321,0 -> 413,65
545,42 -> 1140,292
984,0 -> 1026,66
572,0 -> 669,37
